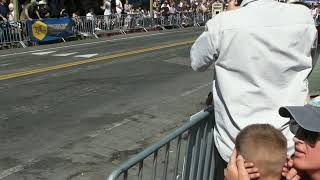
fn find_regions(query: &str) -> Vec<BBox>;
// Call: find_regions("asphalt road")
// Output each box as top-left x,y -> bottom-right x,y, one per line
0,27 -> 319,180
0,28 -> 213,180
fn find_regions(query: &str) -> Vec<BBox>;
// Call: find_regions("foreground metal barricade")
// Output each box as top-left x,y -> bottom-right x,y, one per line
107,106 -> 216,180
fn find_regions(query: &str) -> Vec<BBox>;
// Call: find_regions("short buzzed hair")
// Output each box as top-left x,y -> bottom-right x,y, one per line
235,124 -> 287,179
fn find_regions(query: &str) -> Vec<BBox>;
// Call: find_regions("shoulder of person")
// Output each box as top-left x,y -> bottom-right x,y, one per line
285,3 -> 313,16
206,11 -> 233,26
205,15 -> 223,32
285,3 -> 315,23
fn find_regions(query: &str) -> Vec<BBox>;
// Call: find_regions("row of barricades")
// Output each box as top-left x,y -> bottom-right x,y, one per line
74,12 -> 211,36
0,12 -> 212,49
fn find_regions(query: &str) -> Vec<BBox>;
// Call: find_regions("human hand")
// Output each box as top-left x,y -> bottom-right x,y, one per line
282,156 -> 301,180
224,149 -> 260,180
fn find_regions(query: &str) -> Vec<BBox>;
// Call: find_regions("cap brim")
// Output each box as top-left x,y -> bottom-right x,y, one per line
279,105 -> 320,133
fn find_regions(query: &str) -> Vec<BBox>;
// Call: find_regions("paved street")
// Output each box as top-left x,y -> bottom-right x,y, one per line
0,27 -> 213,180
0,27 -> 319,180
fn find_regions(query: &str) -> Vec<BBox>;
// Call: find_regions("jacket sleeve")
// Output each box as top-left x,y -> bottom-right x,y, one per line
190,21 -> 219,72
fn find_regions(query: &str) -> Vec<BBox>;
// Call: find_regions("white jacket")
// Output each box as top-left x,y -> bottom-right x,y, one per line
190,0 -> 318,161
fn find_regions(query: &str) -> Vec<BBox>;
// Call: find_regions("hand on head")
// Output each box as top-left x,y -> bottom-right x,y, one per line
224,149 -> 260,180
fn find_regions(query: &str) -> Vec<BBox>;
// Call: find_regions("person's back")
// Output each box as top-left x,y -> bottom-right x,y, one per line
191,0 -> 318,162
235,124 -> 287,180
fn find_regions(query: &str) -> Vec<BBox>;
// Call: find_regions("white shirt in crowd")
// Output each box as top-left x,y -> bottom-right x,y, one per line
161,3 -> 170,9
124,3 -> 132,14
169,6 -> 176,14
8,3 -> 14,21
86,12 -> 94,20
190,0 -> 318,161
104,1 -> 111,16
116,0 -> 123,14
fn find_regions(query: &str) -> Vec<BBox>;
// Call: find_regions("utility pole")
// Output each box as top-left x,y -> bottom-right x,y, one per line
13,0 -> 20,21
150,0 -> 153,17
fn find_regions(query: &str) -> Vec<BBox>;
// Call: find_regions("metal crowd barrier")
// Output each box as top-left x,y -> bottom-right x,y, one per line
75,12 -> 212,37
0,21 -> 26,48
0,12 -> 211,49
107,106 -> 216,180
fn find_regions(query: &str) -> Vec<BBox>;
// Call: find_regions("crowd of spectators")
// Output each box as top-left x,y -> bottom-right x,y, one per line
0,0 -> 223,23
20,0 -> 50,20
0,0 -> 67,22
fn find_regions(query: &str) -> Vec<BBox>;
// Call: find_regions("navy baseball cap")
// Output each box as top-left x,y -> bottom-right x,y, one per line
279,96 -> 320,134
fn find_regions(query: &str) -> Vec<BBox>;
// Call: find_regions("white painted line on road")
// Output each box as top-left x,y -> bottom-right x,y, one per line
0,29 -> 199,58
0,165 -> 24,179
104,119 -> 131,131
32,51 -> 56,55
74,54 -> 98,58
180,82 -> 212,97
0,63 -> 10,67
52,52 -> 79,57
88,119 -> 131,138
0,159 -> 38,179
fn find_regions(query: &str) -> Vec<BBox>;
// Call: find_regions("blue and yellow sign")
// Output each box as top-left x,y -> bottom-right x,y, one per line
32,21 -> 48,41
28,17 -> 75,43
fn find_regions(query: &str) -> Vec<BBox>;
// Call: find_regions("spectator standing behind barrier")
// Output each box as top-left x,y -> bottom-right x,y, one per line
115,0 -> 123,15
8,2 -> 13,21
190,0 -> 318,178
169,3 -> 176,15
103,0 -> 112,16
38,0 -> 50,19
280,96 -> 320,180
86,8 -> 95,21
20,0 -> 41,20
123,0 -> 131,14
0,0 -> 8,22
20,0 -> 29,20
161,1 -> 169,16
225,124 -> 288,180
60,5 -> 69,18
49,0 -> 62,18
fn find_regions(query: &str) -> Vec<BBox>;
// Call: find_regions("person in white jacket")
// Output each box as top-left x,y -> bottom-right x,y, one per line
190,0 -> 318,178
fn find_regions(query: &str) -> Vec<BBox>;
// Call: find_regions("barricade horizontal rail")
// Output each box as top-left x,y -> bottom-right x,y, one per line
107,106 -> 216,180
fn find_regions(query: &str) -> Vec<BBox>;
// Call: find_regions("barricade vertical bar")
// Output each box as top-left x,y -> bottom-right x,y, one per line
208,125 -> 216,180
203,116 -> 214,180
196,120 -> 209,180
162,143 -> 170,180
190,123 -> 203,180
152,150 -> 158,180
138,160 -> 143,180
173,135 -> 182,180
0,23 -> 3,45
182,127 -> 196,180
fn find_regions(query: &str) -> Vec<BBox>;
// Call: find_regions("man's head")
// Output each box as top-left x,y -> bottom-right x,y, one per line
235,124 -> 287,179
279,96 -> 320,173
